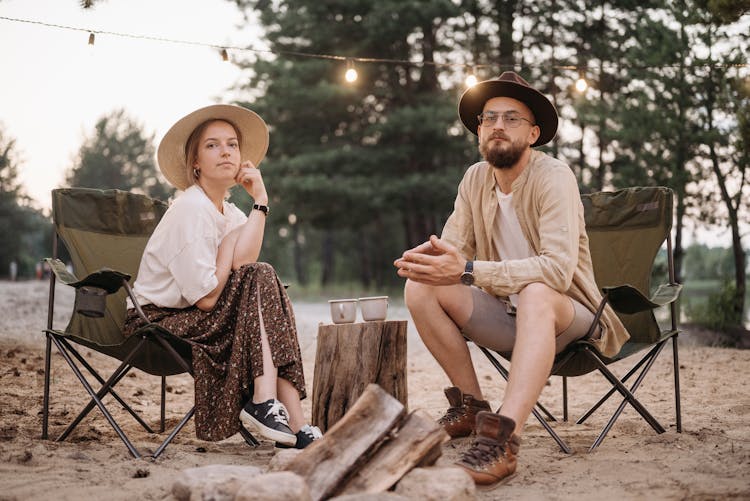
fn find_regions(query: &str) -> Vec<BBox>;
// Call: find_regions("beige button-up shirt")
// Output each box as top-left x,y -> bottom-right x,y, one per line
441,150 -> 628,358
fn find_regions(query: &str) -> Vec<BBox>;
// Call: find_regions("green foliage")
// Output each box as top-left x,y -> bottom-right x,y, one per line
0,125 -> 50,278
232,0 -> 476,286
684,244 -> 736,280
688,280 -> 745,329
65,109 -> 174,201
222,0 -> 749,294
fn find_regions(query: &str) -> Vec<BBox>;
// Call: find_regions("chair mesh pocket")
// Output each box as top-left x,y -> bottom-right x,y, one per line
74,286 -> 108,318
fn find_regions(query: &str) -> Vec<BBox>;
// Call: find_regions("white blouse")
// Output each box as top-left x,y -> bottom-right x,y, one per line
130,185 -> 247,309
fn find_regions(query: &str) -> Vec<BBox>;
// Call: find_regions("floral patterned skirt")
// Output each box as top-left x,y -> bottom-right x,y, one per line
123,263 -> 305,441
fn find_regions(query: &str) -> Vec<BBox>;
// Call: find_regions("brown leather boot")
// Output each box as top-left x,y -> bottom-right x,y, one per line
437,387 -> 491,438
456,411 -> 521,487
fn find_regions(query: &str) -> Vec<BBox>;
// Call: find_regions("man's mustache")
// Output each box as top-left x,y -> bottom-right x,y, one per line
489,133 -> 510,141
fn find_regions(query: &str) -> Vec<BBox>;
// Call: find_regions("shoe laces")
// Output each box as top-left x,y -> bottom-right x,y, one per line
460,436 -> 505,467
438,405 -> 466,424
265,399 -> 291,425
300,424 -> 322,440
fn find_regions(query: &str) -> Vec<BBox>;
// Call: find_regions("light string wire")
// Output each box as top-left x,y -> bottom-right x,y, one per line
1,15 -> 748,71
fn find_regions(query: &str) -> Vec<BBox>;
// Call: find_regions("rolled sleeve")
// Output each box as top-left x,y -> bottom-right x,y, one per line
168,237 -> 220,306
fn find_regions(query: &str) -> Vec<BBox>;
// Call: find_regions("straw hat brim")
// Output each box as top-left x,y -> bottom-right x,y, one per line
157,104 -> 269,190
458,80 -> 558,147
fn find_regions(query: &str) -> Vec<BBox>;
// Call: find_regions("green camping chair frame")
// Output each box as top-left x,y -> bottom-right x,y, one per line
476,186 -> 682,453
42,188 -> 258,459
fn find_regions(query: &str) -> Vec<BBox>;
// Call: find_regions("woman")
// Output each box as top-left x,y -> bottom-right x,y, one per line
124,104 -> 320,449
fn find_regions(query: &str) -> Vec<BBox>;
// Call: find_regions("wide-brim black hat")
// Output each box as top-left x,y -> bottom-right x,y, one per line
458,71 -> 558,147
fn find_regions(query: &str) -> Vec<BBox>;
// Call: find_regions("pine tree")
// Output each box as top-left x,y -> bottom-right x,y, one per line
65,109 -> 173,201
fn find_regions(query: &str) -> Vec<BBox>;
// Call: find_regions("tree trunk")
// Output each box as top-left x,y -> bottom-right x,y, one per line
320,230 -> 334,286
709,141 -> 746,327
495,0 -> 519,68
292,224 -> 307,286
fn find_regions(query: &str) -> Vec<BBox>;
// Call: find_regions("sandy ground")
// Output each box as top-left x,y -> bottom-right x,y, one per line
0,279 -> 749,500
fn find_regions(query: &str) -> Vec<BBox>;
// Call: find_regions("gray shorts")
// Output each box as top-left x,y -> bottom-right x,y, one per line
462,287 -> 600,354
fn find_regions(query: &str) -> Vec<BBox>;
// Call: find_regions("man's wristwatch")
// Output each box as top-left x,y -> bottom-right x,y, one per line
460,260 -> 475,286
252,203 -> 269,216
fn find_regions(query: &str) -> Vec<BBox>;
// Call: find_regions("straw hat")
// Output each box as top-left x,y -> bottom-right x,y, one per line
157,104 -> 269,190
458,71 -> 558,147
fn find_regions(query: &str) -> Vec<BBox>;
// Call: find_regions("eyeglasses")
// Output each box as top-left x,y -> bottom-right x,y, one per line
477,111 -> 535,128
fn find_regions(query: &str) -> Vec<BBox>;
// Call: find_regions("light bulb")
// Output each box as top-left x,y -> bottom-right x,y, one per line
465,73 -> 478,87
344,59 -> 358,83
575,77 -> 588,93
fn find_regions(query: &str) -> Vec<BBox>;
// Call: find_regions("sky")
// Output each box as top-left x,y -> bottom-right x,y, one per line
0,1 -> 742,247
0,0 -> 259,210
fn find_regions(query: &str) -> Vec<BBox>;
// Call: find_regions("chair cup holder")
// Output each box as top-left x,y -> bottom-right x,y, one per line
74,286 -> 108,318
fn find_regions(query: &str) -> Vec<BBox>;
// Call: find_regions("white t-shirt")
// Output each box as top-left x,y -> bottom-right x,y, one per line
492,187 -> 534,306
130,185 -> 247,309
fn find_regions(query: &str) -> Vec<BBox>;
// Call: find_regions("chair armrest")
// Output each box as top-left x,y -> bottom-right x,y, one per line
44,258 -> 130,294
602,283 -> 682,315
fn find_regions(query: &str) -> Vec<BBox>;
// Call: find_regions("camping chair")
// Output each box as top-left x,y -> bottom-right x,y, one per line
42,187 -> 259,459
476,186 -> 682,453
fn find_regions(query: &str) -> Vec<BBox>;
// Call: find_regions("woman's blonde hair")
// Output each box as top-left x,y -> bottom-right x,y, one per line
183,119 -> 244,187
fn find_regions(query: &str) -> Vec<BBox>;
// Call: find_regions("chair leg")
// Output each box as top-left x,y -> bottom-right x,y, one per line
151,407 -> 195,459
160,376 -> 166,433
673,335 -> 682,433
562,376 -> 568,422
64,338 -> 155,433
586,346 -> 666,451
42,334 -> 53,440
49,335 -> 141,458
576,343 -> 656,425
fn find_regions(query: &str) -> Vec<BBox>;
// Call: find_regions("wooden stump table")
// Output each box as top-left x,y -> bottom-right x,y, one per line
311,320 -> 408,432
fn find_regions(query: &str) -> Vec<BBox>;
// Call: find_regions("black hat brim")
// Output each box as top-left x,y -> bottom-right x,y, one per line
458,80 -> 558,147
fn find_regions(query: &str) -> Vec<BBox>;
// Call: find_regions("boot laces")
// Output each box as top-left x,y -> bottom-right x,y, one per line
438,405 -> 466,424
460,436 -> 505,467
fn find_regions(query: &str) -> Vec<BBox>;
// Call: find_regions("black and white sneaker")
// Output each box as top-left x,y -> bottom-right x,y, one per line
240,398 -> 296,446
275,424 -> 323,449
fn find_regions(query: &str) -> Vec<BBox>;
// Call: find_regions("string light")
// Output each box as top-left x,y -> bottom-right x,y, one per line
221,48 -> 229,62
465,67 -> 478,87
575,73 -> 588,93
344,59 -> 358,83
1,15 -> 746,74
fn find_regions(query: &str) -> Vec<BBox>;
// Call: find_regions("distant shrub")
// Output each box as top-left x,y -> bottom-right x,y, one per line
688,281 -> 744,331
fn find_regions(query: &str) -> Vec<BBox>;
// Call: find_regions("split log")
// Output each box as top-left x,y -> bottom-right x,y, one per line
285,384 -> 406,501
337,409 -> 449,495
312,320 -> 407,432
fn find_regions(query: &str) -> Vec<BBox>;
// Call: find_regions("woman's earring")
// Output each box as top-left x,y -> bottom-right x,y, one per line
193,168 -> 200,179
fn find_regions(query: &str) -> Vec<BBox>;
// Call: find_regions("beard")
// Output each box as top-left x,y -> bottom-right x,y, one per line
479,134 -> 527,169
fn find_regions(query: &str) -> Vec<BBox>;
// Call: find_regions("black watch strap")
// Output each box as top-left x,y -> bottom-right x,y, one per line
252,203 -> 269,216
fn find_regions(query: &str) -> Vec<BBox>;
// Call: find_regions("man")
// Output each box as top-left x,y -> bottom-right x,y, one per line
394,72 -> 628,487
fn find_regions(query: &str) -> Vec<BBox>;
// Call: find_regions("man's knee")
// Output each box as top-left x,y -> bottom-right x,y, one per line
518,282 -> 557,304
404,279 -> 435,312
517,282 -> 572,328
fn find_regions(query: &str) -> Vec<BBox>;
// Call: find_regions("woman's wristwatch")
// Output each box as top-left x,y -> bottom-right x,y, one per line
252,203 -> 269,216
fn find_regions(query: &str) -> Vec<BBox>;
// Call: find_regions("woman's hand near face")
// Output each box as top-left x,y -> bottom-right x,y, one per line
235,160 -> 268,204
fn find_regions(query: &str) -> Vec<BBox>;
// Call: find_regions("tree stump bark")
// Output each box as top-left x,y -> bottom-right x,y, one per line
312,320 -> 408,432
